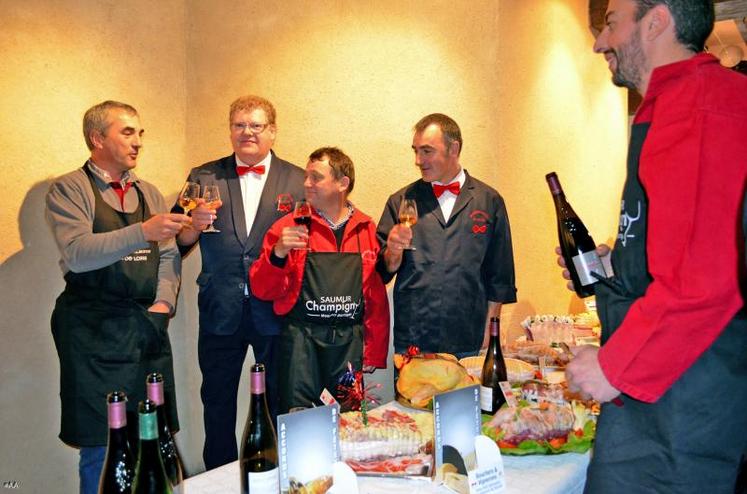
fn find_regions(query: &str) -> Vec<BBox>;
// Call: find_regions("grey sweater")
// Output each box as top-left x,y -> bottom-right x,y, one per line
45,162 -> 181,309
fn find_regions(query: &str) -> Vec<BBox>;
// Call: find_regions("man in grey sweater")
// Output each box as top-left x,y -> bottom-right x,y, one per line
45,100 -> 194,494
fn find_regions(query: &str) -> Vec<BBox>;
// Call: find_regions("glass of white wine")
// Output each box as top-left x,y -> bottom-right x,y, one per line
178,182 -> 200,215
202,184 -> 222,233
178,182 -> 200,231
398,198 -> 418,251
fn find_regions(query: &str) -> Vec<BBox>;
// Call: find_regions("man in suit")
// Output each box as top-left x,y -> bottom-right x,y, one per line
175,95 -> 304,470
377,113 -> 517,358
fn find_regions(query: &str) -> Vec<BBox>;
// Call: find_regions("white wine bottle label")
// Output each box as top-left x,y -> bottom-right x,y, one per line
480,385 -> 493,411
247,467 -> 279,493
572,250 -> 606,286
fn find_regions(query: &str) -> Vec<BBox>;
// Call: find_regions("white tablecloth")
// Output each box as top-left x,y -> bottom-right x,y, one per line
183,452 -> 589,494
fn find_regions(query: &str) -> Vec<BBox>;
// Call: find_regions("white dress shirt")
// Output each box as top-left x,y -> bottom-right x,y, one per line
432,167 -> 465,222
236,152 -> 273,236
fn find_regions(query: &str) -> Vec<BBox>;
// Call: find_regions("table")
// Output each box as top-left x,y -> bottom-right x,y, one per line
183,452 -> 590,493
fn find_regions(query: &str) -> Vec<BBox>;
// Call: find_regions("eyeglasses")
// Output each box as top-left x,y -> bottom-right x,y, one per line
231,122 -> 271,134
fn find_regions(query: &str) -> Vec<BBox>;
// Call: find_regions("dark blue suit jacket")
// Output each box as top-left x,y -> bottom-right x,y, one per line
175,152 -> 304,336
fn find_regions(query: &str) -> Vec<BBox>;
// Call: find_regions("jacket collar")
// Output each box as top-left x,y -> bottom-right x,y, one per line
634,53 -> 718,123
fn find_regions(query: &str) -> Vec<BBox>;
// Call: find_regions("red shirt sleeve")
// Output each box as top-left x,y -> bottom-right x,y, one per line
598,101 -> 747,402
360,223 -> 391,368
249,216 -> 299,312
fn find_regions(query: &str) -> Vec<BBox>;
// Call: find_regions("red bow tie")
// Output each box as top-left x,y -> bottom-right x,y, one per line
432,182 -> 460,198
236,165 -> 265,176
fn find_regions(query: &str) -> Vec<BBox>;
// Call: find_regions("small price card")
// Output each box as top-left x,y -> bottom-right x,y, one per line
466,436 -> 505,494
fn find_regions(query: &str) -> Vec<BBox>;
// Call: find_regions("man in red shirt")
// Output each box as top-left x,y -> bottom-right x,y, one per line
560,0 -> 747,491
250,147 -> 389,413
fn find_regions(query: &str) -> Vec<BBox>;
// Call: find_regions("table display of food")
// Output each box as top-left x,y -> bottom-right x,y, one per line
185,312 -> 599,494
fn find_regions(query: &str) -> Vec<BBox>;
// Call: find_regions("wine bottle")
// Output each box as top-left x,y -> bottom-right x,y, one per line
98,391 -> 135,494
480,317 -> 508,414
546,172 -> 607,298
145,373 -> 183,492
239,363 -> 279,494
132,400 -> 173,494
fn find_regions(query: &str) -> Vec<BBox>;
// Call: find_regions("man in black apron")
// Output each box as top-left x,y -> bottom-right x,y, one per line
561,2 -> 747,492
250,147 -> 390,413
45,101 -> 189,494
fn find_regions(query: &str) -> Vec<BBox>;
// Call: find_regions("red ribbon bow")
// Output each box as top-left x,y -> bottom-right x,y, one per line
236,165 -> 265,176
432,182 -> 460,198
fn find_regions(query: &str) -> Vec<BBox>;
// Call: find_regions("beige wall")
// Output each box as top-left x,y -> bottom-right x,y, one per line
0,0 -> 189,490
0,0 -> 627,490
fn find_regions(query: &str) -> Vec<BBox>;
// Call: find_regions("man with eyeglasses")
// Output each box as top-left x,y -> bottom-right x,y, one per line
174,95 -> 304,471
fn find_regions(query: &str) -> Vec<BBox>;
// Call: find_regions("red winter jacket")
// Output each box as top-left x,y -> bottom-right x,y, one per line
250,207 -> 390,368
598,54 -> 747,402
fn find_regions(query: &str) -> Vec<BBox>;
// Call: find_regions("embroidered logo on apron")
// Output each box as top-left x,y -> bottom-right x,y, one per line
470,209 -> 489,234
617,199 -> 642,247
305,295 -> 360,320
121,248 -> 153,262
276,193 -> 294,213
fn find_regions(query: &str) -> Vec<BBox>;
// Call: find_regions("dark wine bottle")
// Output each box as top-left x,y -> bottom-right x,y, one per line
132,400 -> 173,494
145,373 -> 183,492
546,172 -> 607,298
98,391 -> 135,494
239,363 -> 279,494
480,317 -> 508,414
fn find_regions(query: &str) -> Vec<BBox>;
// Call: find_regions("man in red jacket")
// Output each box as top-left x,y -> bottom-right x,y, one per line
250,147 -> 389,413
559,0 -> 747,492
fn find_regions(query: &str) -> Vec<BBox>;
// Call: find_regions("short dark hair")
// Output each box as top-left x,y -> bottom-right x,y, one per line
308,147 -> 355,195
83,101 -> 138,150
229,95 -> 276,125
413,113 -> 463,156
633,0 -> 714,52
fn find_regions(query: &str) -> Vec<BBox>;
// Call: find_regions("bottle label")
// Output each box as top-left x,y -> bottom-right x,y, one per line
247,467 -> 279,493
480,385 -> 493,411
251,370 -> 266,394
139,412 -> 158,440
146,381 -> 165,406
572,250 -> 606,286
108,401 -> 127,429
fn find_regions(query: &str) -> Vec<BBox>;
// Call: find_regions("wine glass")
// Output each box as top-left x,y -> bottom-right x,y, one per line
178,182 -> 200,215
202,184 -> 222,233
293,199 -> 312,251
398,198 -> 418,250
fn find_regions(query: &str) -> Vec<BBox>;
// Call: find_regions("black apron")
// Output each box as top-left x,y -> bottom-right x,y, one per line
586,125 -> 747,493
276,244 -> 364,413
51,167 -> 178,447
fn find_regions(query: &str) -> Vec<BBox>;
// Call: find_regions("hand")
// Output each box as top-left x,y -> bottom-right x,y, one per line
383,224 -> 412,272
142,213 -> 190,242
555,244 -> 611,291
273,226 -> 308,258
565,345 -> 620,403
191,199 -> 221,231
362,364 -> 377,374
147,300 -> 172,314
387,224 -> 413,252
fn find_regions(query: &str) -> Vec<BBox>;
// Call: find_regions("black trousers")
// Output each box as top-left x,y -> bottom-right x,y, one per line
276,321 -> 363,414
585,313 -> 747,494
198,299 -> 277,471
